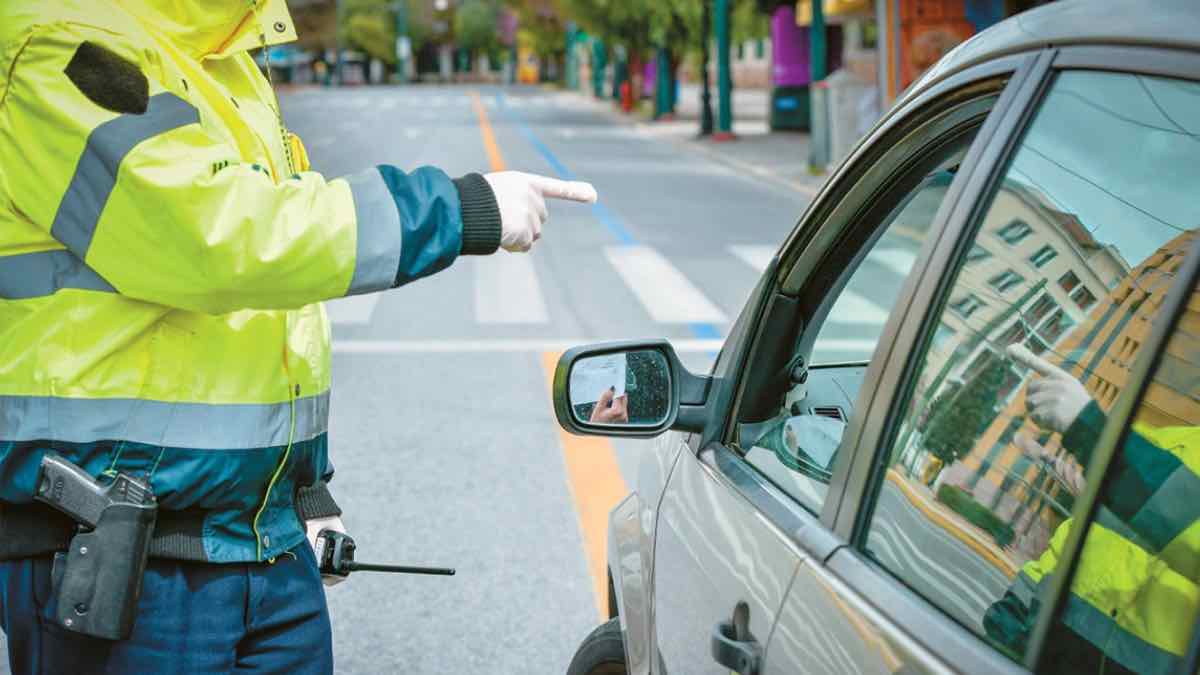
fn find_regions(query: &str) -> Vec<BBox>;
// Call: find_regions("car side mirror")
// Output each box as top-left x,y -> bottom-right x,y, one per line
553,339 -> 710,438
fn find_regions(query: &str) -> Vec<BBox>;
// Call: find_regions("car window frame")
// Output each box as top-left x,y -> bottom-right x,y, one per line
826,43 -> 1200,675
683,51 -> 1038,568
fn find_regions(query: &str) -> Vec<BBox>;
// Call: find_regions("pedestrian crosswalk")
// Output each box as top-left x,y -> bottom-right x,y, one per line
473,252 -> 549,324
602,245 -> 727,324
323,242 -> 914,342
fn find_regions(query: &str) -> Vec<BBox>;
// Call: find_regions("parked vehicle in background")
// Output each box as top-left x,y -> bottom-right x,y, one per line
556,1 -> 1200,673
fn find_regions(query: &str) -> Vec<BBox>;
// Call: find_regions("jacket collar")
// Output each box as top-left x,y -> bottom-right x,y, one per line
117,0 -> 297,59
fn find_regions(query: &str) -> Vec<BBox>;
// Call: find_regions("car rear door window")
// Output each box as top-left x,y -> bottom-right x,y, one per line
856,69 -> 1200,666
1033,250 -> 1199,675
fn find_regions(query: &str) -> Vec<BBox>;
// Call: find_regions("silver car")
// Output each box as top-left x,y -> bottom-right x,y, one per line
554,2 -> 1200,674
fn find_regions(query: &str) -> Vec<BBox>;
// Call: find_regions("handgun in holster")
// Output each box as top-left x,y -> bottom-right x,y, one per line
35,453 -> 157,640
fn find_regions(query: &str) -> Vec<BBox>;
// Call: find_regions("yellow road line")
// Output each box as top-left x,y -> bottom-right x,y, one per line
470,90 -> 506,172
541,352 -> 630,620
885,469 -> 1019,578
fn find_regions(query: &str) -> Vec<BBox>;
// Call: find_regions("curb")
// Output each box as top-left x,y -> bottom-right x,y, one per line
885,469 -> 1019,578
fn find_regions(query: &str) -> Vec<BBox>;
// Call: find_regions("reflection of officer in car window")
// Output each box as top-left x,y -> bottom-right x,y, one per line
984,344 -> 1200,675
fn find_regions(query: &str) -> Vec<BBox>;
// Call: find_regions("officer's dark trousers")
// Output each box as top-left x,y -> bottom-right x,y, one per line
0,543 -> 332,674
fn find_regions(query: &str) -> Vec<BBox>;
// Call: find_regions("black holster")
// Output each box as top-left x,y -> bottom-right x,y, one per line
51,502 -> 157,640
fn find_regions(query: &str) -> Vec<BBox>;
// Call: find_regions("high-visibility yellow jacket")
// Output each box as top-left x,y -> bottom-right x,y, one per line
994,403 -> 1200,674
0,0 -> 500,562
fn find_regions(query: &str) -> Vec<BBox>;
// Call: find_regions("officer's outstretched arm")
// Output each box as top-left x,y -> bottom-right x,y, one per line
3,27 -> 502,314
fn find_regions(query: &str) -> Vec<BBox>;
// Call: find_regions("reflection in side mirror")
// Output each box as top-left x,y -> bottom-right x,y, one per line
568,349 -> 671,428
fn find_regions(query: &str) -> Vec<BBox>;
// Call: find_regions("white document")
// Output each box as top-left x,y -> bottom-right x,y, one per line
570,354 -> 627,405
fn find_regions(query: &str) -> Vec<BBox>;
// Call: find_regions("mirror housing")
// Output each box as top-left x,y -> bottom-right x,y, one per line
553,339 -> 710,438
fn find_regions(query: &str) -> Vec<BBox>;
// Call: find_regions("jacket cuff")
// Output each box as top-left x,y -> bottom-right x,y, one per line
295,481 -> 343,520
452,173 -> 501,255
1062,399 -> 1106,466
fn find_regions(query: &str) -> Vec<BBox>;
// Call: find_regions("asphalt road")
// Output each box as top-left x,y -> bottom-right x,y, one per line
283,84 -> 811,674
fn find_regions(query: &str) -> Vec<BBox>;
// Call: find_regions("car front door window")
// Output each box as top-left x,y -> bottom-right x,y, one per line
744,137 -> 982,515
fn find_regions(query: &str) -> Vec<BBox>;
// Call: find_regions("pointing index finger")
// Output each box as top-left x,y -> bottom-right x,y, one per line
528,175 -> 598,204
1006,343 -> 1059,377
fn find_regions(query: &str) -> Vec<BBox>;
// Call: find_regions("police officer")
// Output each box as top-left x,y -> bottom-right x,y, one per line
0,1 -> 595,672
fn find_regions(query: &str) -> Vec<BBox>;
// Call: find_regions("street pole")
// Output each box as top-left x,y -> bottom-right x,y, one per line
699,0 -> 714,135
394,0 -> 409,83
714,0 -> 733,139
811,0 -> 827,82
334,0 -> 343,85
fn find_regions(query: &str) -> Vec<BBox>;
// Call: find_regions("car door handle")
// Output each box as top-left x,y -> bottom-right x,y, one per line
711,602 -> 762,675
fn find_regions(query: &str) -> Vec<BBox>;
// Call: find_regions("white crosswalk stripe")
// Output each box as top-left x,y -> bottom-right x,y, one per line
604,245 -> 727,324
729,244 -> 775,272
829,291 -> 890,324
473,254 -> 549,324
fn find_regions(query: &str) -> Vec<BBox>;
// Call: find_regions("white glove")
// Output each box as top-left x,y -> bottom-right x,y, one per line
1007,344 -> 1092,433
483,171 -> 597,252
306,515 -> 348,587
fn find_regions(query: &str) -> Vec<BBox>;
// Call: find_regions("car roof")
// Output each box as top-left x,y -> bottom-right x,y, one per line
900,0 -> 1200,107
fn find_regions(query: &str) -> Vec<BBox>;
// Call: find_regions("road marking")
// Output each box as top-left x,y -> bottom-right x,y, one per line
323,295 -> 380,324
473,253 -> 549,324
829,290 -> 890,324
379,99 -> 398,110
540,351 -> 628,620
403,128 -> 421,140
604,245 -> 727,324
470,90 -> 506,172
332,338 -> 727,353
730,244 -> 776,273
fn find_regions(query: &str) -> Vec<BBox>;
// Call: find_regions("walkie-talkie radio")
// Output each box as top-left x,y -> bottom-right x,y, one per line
314,529 -> 455,578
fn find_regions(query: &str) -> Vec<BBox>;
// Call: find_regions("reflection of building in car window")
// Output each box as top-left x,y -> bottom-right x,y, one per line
936,232 -> 1190,564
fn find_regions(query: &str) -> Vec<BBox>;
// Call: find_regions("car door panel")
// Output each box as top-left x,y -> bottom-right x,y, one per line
653,443 -> 804,674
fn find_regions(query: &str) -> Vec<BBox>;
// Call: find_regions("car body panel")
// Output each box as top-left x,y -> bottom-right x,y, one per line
608,431 -> 685,675
652,444 -> 803,674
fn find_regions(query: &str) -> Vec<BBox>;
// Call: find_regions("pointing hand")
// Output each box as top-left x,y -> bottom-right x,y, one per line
484,171 -> 598,252
1007,344 -> 1092,433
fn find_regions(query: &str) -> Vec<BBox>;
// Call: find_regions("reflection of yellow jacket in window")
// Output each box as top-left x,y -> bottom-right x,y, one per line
995,402 -> 1200,674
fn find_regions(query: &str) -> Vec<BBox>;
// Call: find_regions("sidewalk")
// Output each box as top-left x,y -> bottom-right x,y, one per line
566,83 -> 830,198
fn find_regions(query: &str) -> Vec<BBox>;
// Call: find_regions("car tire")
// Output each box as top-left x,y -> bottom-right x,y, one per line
566,617 -> 627,675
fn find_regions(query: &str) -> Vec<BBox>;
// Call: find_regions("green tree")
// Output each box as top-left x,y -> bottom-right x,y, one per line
922,358 -> 1008,483
455,0 -> 500,54
338,0 -> 433,66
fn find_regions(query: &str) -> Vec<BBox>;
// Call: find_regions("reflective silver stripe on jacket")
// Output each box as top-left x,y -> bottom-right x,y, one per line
50,93 -> 200,258
1130,464 -> 1200,551
1060,594 -> 1179,675
0,249 -> 115,299
344,168 -> 403,296
0,392 -> 329,448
